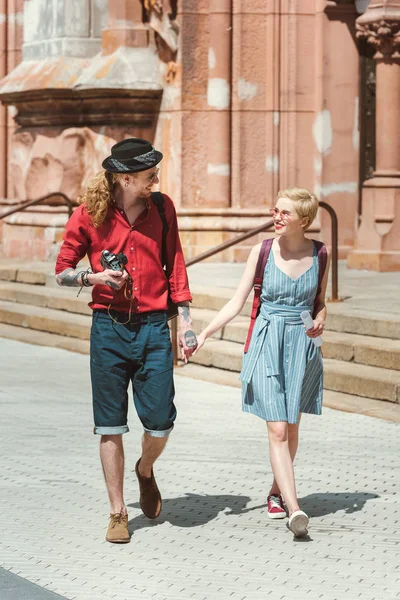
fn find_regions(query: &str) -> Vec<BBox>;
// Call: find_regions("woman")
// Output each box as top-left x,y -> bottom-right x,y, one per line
195,188 -> 330,538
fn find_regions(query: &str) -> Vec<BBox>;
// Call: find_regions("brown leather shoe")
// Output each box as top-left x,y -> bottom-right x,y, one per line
135,458 -> 162,519
106,512 -> 130,543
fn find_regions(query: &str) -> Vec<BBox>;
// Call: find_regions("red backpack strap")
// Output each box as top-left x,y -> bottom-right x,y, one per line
313,240 -> 328,317
244,238 -> 273,353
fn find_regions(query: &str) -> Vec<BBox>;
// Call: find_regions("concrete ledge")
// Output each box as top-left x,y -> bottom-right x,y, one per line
0,323 -> 90,354
0,281 -> 91,316
323,358 -> 400,403
0,300 -> 91,339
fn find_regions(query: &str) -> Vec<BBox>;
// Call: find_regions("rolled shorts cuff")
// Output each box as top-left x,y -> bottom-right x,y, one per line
94,425 -> 130,435
143,424 -> 174,438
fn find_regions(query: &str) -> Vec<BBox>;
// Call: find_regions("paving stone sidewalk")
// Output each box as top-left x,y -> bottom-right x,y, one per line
0,339 -> 399,600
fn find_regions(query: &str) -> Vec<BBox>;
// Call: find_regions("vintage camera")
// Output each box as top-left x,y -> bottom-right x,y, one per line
100,250 -> 128,272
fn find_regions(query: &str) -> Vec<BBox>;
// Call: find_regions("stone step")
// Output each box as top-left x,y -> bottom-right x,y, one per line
0,281 -> 92,316
189,337 -> 400,403
0,300 -> 91,339
1,267 -> 400,339
0,261 -> 52,286
2,283 -> 400,373
190,308 -> 400,371
0,323 -> 90,355
323,358 -> 400,403
177,363 -> 400,423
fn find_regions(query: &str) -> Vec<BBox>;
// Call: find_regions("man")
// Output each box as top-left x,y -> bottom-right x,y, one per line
55,138 -> 197,543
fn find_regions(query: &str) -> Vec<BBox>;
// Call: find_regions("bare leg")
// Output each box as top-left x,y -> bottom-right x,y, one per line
269,415 -> 302,496
138,432 -> 169,478
100,434 -> 126,514
267,421 -> 300,515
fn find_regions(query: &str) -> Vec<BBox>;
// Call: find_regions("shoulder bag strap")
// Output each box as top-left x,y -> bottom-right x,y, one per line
244,238 -> 273,353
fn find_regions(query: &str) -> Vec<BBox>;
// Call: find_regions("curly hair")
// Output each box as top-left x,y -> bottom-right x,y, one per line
78,171 -> 118,228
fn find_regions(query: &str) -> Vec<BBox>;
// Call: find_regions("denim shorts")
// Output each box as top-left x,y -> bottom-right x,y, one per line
90,309 -> 176,437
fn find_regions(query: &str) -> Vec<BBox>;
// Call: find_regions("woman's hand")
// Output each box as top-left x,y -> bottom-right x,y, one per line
193,332 -> 206,355
305,319 -> 324,339
90,269 -> 128,290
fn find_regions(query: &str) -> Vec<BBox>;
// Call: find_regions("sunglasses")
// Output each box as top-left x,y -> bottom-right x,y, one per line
270,207 -> 292,220
146,167 -> 160,183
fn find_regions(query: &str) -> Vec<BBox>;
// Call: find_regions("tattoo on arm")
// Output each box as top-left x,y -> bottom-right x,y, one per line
56,268 -> 84,287
184,330 -> 197,349
178,304 -> 192,325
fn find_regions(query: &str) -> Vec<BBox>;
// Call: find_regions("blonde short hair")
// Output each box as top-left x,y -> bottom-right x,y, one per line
277,187 -> 319,228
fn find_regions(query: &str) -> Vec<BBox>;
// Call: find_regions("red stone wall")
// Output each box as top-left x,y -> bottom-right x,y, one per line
2,0 -> 397,268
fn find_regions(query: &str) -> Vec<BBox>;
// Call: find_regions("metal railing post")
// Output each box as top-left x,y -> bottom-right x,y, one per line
319,201 -> 339,301
171,316 -> 178,366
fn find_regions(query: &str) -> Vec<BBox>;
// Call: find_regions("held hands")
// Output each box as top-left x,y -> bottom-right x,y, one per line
178,327 -> 198,364
91,269 -> 129,291
305,319 -> 324,339
193,332 -> 206,355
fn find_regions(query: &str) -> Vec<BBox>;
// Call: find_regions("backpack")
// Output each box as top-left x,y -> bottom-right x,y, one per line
151,191 -> 179,320
244,239 -> 328,353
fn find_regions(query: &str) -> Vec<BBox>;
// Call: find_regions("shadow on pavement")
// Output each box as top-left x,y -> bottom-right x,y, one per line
298,492 -> 379,518
128,492 -> 253,534
127,491 -> 379,535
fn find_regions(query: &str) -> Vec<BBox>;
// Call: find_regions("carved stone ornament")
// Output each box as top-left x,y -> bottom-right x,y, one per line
144,0 -> 179,65
356,18 -> 400,57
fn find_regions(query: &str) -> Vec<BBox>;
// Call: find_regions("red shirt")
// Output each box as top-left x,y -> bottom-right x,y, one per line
55,194 -> 192,313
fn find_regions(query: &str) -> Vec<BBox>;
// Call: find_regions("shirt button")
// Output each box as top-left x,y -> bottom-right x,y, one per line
130,226 -> 134,231
130,247 -> 134,251
132,267 -> 135,271
134,287 -> 137,291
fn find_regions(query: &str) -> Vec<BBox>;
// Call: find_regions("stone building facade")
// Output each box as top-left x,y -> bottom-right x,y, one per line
0,0 -> 399,269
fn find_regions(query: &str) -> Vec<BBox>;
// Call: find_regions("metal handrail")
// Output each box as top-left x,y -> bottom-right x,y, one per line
0,193 -> 75,220
186,220 -> 275,267
319,201 -> 338,301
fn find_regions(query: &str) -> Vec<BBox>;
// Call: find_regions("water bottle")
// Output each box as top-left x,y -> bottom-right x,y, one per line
300,311 -> 323,347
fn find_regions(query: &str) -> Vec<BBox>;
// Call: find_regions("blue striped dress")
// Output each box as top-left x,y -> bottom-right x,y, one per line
239,243 -> 323,424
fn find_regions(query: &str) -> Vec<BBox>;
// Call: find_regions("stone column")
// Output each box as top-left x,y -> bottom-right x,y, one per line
102,0 -> 148,54
348,0 -> 400,271
0,0 -> 7,199
206,0 -> 231,208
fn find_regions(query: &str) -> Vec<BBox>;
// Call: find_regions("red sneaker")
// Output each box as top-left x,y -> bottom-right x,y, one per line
267,494 -> 286,519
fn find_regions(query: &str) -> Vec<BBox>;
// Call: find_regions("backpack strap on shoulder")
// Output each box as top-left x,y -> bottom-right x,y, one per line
244,238 -> 273,354
151,191 -> 169,271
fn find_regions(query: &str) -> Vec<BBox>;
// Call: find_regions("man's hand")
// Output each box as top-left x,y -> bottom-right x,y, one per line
90,269 -> 129,291
177,303 -> 198,363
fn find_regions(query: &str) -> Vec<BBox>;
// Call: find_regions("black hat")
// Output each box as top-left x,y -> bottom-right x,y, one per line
102,138 -> 163,173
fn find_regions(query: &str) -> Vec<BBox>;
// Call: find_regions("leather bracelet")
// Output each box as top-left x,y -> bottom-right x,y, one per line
83,268 -> 93,287
77,267 -> 93,296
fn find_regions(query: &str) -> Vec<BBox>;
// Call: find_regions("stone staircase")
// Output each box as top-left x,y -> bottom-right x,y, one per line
1,262 -> 400,422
